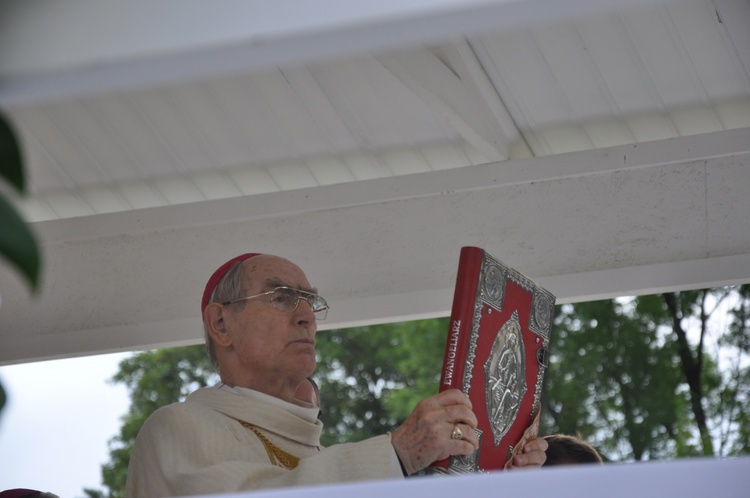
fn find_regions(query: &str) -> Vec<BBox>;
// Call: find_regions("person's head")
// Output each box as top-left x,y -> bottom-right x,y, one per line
542,434 -> 603,466
0,491 -> 59,498
202,254 -> 329,399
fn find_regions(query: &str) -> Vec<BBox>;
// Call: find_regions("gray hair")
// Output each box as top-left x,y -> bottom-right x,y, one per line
203,260 -> 249,370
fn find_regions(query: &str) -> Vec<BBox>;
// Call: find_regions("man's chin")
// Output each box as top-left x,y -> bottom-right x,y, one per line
292,347 -> 317,367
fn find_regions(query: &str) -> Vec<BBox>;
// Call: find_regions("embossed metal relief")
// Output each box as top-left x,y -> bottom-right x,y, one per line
529,291 -> 554,339
481,263 -> 505,307
484,311 -> 527,446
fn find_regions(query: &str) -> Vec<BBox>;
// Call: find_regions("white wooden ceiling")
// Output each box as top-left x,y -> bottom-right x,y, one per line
1,0 -> 749,365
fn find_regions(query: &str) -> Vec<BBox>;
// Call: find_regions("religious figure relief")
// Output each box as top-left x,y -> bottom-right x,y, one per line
484,311 -> 527,446
531,292 -> 553,333
482,264 -> 505,308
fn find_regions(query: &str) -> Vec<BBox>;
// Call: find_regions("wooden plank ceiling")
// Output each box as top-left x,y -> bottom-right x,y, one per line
1,0 -> 749,364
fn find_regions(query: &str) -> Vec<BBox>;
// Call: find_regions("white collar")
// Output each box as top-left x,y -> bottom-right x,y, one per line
216,382 -> 320,423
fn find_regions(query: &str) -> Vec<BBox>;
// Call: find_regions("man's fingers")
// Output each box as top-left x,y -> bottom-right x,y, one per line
510,437 -> 549,468
441,404 -> 478,429
449,423 -> 479,451
414,391 -> 478,428
523,437 -> 549,454
392,391 -> 481,474
450,439 -> 479,458
511,449 -> 546,467
436,389 -> 473,408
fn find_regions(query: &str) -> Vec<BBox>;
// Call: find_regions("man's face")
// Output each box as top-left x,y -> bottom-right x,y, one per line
221,255 -> 318,391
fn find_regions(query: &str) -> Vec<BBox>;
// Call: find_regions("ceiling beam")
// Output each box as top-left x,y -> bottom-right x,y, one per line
377,48 -> 511,162
1,127 -> 748,365
434,39 -> 530,157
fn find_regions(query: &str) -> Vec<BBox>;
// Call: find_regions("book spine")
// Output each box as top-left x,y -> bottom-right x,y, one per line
438,246 -> 484,393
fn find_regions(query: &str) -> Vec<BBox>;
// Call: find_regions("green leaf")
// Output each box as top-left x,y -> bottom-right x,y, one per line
0,193 -> 40,290
0,111 -> 25,193
0,380 -> 6,414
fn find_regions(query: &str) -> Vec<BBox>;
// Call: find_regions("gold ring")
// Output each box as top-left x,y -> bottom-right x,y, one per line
451,424 -> 463,440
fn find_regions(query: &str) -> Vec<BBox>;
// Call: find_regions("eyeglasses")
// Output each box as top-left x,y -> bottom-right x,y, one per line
223,286 -> 329,319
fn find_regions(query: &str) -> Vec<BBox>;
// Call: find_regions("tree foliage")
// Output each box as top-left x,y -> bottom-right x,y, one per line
314,319 -> 447,446
85,346 -> 218,498
542,286 -> 750,461
89,287 -> 750,497
542,298 -> 691,460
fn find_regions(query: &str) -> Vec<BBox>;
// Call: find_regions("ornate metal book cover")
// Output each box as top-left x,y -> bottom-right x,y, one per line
430,246 -> 555,473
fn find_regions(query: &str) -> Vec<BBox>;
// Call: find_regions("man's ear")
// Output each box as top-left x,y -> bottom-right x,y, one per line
204,303 -> 233,347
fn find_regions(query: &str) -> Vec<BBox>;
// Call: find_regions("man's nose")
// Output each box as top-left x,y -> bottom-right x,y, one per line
295,299 -> 317,328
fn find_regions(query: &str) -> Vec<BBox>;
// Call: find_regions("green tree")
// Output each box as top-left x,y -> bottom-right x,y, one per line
542,286 -> 750,461
542,298 -> 691,460
90,288 -> 749,496
708,285 -> 750,455
315,319 -> 447,446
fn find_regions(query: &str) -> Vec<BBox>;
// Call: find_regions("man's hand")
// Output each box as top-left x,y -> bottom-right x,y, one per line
507,437 -> 548,469
391,389 -> 479,475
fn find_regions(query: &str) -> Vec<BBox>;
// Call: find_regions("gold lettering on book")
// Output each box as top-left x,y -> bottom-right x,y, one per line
443,320 -> 461,386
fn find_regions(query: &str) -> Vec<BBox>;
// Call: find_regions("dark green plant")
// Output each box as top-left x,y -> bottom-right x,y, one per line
0,111 -> 42,419
0,110 -> 40,291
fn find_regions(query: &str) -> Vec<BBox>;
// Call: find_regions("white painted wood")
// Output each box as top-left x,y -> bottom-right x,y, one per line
440,40 -> 524,149
279,67 -> 361,151
378,43 -> 518,162
2,129 -> 748,364
188,457 -> 748,498
0,0 -> 666,106
378,49 -> 506,161
1,1 -> 749,368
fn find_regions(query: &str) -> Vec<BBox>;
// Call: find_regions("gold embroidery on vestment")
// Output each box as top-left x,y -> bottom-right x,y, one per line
239,421 -> 300,470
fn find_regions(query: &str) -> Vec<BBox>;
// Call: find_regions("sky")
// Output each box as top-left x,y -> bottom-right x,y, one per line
0,352 -> 132,498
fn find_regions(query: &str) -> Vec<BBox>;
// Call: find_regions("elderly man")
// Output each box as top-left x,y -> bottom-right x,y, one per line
126,253 -> 547,497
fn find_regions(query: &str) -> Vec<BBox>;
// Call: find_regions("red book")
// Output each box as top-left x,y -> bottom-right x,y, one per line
431,246 -> 555,473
